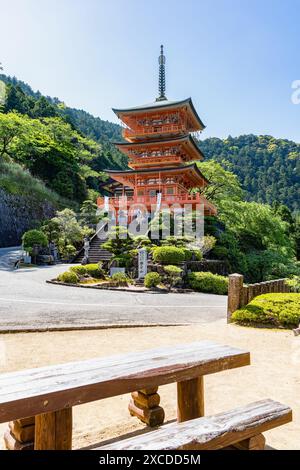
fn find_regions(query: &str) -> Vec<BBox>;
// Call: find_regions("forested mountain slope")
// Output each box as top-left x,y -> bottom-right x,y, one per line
1,74 -> 299,211
199,135 -> 299,212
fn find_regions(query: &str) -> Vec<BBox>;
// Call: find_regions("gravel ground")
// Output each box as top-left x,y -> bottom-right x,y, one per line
0,321 -> 298,450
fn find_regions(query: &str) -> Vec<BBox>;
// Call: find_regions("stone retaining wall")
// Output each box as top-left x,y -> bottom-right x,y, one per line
0,188 -> 55,247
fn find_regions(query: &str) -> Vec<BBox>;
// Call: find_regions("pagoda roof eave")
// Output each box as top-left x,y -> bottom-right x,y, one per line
105,163 -> 209,185
113,134 -> 204,160
112,98 -> 205,131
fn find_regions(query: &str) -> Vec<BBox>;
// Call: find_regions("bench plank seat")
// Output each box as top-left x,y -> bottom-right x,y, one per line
0,341 -> 249,423
97,399 -> 292,450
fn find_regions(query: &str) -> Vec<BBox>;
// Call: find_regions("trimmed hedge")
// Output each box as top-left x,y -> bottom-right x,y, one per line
111,272 -> 129,286
57,271 -> 78,284
286,276 -> 300,293
70,265 -> 87,276
22,229 -> 48,253
111,254 -> 133,268
187,271 -> 228,295
144,272 -> 161,288
182,248 -> 193,261
85,263 -> 104,278
232,293 -> 300,328
192,249 -> 203,261
152,246 -> 185,265
163,265 -> 183,290
70,263 -> 104,278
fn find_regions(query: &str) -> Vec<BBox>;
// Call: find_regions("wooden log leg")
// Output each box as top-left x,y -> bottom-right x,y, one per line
35,408 -> 72,450
177,376 -> 204,423
234,433 -> 266,450
4,417 -> 35,450
129,387 -> 165,427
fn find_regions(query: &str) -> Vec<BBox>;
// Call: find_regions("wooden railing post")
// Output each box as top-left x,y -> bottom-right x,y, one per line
241,285 -> 249,307
227,274 -> 244,323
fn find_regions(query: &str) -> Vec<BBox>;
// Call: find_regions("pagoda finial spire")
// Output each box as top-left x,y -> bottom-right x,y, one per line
156,44 -> 167,101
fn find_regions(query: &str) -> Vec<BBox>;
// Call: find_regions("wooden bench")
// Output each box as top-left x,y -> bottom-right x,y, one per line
97,399 -> 292,450
0,340 -> 250,450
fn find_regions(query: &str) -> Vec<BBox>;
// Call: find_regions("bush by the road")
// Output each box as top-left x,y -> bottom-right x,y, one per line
152,246 -> 185,265
144,272 -> 161,288
163,265 -> 182,290
232,293 -> 300,328
85,263 -> 104,279
110,272 -> 129,286
57,271 -> 78,284
70,263 -> 104,279
22,229 -> 48,253
70,265 -> 87,276
187,271 -> 228,295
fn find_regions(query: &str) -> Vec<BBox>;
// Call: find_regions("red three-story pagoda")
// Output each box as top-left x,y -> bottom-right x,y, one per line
98,46 -> 216,218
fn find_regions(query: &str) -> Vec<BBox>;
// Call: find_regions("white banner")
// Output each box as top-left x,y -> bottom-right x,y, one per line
104,196 -> 109,212
156,192 -> 162,212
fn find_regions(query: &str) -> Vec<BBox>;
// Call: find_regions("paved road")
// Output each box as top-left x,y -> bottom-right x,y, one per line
0,248 -> 227,331
0,246 -> 22,270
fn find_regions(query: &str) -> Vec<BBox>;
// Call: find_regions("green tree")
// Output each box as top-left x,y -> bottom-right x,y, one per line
50,208 -> 93,256
5,85 -> 35,115
163,265 -> 182,290
0,112 -> 27,159
32,96 -> 58,118
219,200 -> 294,257
102,226 -> 134,256
196,160 -> 244,204
0,112 -> 100,201
80,199 -> 99,226
22,229 -> 48,254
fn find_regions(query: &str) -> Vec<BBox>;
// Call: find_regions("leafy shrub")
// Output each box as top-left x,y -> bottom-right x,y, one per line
85,263 -> 104,278
201,235 -> 217,256
144,272 -> 161,288
231,293 -> 300,328
102,226 -> 134,256
60,244 -> 76,259
70,265 -> 87,276
187,272 -> 228,295
152,246 -> 185,265
163,265 -> 183,290
161,236 -> 193,247
110,272 -> 129,286
191,249 -> 203,261
133,236 -> 152,248
57,271 -> 78,284
182,248 -> 193,261
111,254 -> 133,269
22,229 -> 48,253
285,276 -> 300,293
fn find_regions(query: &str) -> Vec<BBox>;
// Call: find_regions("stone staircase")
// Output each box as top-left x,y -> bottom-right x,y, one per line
73,225 -> 112,264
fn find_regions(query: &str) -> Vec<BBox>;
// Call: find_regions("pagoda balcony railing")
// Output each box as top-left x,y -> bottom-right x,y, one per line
97,193 -> 216,214
129,155 -> 182,167
128,147 -> 181,158
123,123 -> 187,140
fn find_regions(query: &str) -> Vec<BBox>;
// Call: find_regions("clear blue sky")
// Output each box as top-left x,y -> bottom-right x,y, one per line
1,0 -> 300,142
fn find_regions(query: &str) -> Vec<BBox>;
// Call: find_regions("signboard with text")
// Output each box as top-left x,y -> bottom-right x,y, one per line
138,248 -> 148,279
